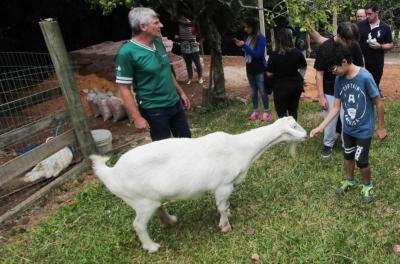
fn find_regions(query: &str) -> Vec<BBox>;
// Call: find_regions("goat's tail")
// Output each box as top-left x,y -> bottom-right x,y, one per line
89,154 -> 113,183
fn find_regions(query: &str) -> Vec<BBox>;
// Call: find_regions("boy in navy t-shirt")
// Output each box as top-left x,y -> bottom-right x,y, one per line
310,42 -> 386,203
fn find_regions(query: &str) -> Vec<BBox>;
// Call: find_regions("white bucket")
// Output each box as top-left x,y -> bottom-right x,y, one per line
91,129 -> 112,154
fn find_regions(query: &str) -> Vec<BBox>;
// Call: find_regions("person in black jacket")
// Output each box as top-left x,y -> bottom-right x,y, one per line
310,22 -> 364,158
266,28 -> 307,120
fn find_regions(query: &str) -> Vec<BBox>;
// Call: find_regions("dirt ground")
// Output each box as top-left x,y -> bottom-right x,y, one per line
1,51 -> 400,248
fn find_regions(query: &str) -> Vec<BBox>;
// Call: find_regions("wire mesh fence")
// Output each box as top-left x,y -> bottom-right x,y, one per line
0,52 -> 62,133
0,52 -> 72,166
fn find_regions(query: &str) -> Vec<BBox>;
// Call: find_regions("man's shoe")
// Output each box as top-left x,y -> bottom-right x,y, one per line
362,185 -> 374,203
186,79 -> 192,85
336,179 -> 357,194
198,77 -> 204,84
321,146 -> 333,158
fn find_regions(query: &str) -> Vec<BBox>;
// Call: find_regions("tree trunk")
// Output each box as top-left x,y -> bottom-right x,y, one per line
202,19 -> 227,107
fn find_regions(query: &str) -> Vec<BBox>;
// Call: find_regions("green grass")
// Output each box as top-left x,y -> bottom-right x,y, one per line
1,101 -> 400,263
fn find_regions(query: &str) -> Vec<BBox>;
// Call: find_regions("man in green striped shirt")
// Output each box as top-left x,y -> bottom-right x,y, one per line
115,7 -> 191,141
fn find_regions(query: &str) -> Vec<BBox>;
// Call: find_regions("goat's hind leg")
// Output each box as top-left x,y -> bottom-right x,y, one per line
129,199 -> 161,253
157,205 -> 177,226
214,184 -> 234,233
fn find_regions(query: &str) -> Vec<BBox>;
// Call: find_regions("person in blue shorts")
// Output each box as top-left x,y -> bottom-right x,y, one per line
310,42 -> 386,203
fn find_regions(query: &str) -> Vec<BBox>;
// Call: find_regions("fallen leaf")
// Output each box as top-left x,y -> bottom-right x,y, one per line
394,245 -> 400,256
251,253 -> 261,262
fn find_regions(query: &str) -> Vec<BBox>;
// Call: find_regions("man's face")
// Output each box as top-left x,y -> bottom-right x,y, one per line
356,9 -> 366,22
142,16 -> 163,38
366,8 -> 379,23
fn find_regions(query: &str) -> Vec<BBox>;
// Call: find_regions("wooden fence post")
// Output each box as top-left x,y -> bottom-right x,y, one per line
39,19 -> 97,158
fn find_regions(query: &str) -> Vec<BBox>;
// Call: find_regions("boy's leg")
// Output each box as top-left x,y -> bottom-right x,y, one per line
360,166 -> 371,185
337,133 -> 357,194
344,159 -> 355,180
354,137 -> 373,203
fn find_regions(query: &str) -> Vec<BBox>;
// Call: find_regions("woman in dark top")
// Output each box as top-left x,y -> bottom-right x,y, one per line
234,18 -> 270,122
266,28 -> 307,120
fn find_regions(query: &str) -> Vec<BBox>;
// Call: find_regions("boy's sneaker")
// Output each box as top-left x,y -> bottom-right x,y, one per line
261,112 -> 271,122
321,146 -> 333,158
186,79 -> 192,85
198,77 -> 204,84
362,185 -> 374,203
336,179 -> 357,194
249,112 -> 259,121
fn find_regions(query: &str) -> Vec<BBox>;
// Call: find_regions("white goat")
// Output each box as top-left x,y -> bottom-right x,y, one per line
90,116 -> 307,252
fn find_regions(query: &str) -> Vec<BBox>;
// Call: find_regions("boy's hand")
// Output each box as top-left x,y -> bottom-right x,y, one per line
376,128 -> 387,141
309,127 -> 322,138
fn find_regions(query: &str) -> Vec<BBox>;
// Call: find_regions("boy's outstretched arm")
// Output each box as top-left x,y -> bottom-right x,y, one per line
375,97 -> 387,141
310,98 -> 341,138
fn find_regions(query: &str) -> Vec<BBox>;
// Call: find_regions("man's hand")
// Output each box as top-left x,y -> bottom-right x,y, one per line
307,48 -> 312,57
134,116 -> 150,132
369,42 -> 382,50
180,92 -> 191,110
309,127 -> 322,138
319,96 -> 328,110
376,128 -> 387,141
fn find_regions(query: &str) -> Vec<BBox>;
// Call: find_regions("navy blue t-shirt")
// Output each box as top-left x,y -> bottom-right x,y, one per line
334,68 -> 379,138
358,20 -> 393,66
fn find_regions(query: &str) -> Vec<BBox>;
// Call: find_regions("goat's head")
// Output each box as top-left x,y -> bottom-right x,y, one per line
274,116 -> 307,143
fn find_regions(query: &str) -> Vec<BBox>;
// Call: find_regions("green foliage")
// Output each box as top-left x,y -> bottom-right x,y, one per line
1,101 -> 400,263
264,0 -> 369,32
85,0 -> 134,14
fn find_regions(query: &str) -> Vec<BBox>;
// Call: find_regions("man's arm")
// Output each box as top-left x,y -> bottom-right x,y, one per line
118,84 -> 150,131
306,33 -> 312,57
316,70 -> 328,109
172,74 -> 191,110
310,98 -> 341,138
374,96 -> 387,141
369,42 -> 394,51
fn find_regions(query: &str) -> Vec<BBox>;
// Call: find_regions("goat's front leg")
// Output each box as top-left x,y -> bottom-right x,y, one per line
157,205 -> 177,226
214,184 -> 234,233
130,200 -> 161,253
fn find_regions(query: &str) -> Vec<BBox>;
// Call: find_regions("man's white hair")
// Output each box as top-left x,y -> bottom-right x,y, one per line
128,7 -> 158,36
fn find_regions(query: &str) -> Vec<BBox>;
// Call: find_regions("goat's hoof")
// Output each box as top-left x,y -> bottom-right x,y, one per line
143,242 -> 160,253
220,223 -> 232,233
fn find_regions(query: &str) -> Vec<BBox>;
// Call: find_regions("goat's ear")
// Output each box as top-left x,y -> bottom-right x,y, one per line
285,118 -> 307,138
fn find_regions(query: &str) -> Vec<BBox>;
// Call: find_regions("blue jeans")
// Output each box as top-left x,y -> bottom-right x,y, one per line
140,102 -> 191,141
246,72 -> 269,112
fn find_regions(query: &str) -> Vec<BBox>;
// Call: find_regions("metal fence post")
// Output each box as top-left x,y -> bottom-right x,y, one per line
39,19 -> 97,158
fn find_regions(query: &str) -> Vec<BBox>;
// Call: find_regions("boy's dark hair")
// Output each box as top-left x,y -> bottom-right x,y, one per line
365,1 -> 379,12
331,41 -> 353,66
